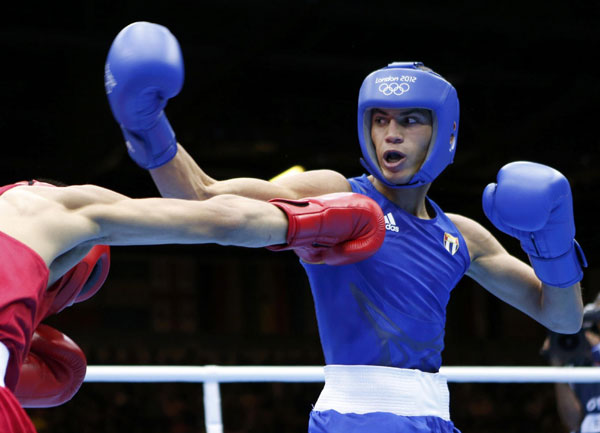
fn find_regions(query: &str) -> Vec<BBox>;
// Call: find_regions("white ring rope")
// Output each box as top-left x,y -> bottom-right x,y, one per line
84,365 -> 600,383
83,365 -> 600,433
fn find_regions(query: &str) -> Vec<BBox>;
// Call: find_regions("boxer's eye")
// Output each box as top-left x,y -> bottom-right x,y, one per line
396,115 -> 421,126
373,116 -> 389,126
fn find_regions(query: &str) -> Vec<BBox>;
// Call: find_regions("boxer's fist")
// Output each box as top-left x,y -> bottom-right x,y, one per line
267,192 -> 385,265
15,325 -> 87,408
105,21 -> 184,169
483,161 -> 586,287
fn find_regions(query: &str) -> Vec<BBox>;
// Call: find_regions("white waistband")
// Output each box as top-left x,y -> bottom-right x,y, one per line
313,365 -> 450,420
0,342 -> 9,387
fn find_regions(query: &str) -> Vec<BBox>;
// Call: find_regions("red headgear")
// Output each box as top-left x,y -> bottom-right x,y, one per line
44,245 -> 111,317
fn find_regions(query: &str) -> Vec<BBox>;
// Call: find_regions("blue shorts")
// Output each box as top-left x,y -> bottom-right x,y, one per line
309,410 -> 460,433
309,366 -> 460,433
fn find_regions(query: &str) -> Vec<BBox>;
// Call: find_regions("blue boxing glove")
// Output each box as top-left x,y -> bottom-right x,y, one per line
104,22 -> 184,169
483,161 -> 586,288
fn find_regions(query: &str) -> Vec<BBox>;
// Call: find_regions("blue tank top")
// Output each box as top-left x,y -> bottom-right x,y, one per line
302,175 -> 470,372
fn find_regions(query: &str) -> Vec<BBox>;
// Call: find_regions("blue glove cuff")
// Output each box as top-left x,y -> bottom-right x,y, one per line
122,112 -> 178,169
529,240 -> 587,288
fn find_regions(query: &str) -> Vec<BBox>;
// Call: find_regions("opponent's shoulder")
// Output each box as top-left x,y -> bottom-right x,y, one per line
61,184 -> 129,206
1,183 -> 130,235
0,184 -> 109,267
1,183 -> 127,206
29,184 -> 129,210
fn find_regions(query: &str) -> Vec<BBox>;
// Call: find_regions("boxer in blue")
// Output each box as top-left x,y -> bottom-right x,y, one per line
105,22 -> 587,433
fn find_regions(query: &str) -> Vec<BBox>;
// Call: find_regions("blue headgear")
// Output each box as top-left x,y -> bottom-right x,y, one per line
358,62 -> 459,188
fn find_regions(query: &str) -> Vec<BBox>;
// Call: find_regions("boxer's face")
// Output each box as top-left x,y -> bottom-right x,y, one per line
370,108 -> 433,185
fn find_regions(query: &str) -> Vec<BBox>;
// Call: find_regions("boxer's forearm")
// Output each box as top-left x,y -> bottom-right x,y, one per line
150,144 -> 216,200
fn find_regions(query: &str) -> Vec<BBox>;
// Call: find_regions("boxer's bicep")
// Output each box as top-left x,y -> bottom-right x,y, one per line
271,170 -> 352,198
194,169 -> 350,202
150,145 -> 350,201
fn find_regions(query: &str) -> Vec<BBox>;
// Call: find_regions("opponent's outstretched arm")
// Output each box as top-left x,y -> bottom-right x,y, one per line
83,193 -> 288,248
0,185 -> 284,272
105,22 -> 350,202
81,191 -> 385,266
0,184 -> 382,271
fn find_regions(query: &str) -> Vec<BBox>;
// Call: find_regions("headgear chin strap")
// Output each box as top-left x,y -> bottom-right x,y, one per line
358,61 -> 459,188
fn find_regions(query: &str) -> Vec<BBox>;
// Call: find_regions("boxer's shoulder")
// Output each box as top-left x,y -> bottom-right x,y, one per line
446,212 -> 500,262
1,184 -> 128,211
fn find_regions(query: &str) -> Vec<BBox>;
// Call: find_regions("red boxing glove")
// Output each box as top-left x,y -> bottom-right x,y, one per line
14,324 -> 87,408
267,192 -> 385,265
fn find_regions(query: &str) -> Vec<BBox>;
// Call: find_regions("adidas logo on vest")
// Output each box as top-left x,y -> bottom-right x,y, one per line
384,212 -> 399,232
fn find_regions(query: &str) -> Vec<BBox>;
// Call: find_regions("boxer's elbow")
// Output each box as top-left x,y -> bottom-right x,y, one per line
545,311 -> 583,335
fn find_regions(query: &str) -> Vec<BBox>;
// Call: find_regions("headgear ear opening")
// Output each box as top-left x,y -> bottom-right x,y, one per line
358,61 -> 459,188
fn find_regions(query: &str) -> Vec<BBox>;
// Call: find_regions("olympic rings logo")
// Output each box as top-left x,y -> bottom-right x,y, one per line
378,82 -> 410,96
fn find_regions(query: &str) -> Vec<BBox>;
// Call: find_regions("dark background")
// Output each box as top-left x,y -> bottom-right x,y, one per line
1,1 -> 599,432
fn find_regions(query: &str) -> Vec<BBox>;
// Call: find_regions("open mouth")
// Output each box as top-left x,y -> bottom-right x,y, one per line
383,150 -> 406,165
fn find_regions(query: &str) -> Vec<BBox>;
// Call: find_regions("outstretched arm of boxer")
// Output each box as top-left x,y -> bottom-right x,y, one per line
102,194 -> 285,247
0,185 -> 383,274
80,190 -> 383,267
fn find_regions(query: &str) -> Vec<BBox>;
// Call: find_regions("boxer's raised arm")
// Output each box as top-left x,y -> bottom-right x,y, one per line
104,23 -> 351,202
151,147 -> 352,201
